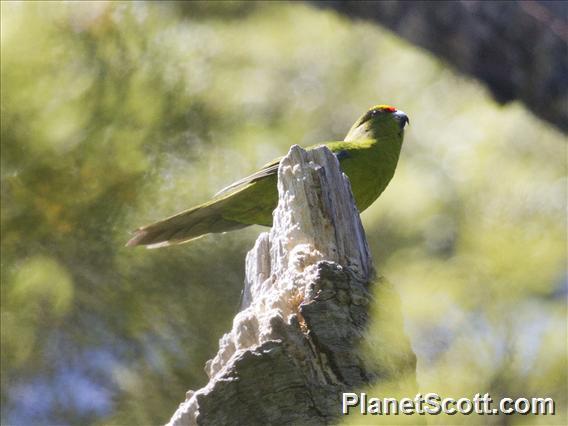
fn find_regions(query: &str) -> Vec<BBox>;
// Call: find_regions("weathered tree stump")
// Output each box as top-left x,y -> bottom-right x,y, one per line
167,145 -> 416,426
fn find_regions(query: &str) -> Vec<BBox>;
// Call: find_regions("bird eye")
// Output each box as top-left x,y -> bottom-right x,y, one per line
359,105 -> 399,127
369,105 -> 398,115
359,111 -> 375,125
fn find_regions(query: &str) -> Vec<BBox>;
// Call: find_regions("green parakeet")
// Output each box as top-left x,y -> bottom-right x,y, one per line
127,105 -> 408,248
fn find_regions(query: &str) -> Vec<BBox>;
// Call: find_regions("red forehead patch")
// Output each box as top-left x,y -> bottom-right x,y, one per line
372,104 -> 397,113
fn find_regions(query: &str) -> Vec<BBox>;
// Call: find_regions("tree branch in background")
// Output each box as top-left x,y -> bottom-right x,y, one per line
313,0 -> 568,133
167,146 -> 416,425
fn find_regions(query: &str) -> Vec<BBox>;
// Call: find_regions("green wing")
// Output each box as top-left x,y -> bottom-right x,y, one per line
126,142 -> 353,248
214,143 -> 351,197
214,158 -> 281,197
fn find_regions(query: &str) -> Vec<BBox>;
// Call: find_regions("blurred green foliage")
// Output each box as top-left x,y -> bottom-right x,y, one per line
1,2 -> 566,425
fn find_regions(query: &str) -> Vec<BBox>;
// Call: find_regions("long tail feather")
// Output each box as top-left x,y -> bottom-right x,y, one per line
126,199 -> 249,248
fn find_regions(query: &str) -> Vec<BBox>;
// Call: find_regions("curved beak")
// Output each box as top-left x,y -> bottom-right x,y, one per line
394,110 -> 409,131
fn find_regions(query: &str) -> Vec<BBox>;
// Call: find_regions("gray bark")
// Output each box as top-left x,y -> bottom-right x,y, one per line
312,0 -> 568,133
167,145 -> 416,426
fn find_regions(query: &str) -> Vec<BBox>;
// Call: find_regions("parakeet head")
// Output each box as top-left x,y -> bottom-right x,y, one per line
344,105 -> 409,141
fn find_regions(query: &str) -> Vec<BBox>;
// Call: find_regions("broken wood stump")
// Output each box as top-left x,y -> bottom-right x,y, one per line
167,145 -> 416,426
